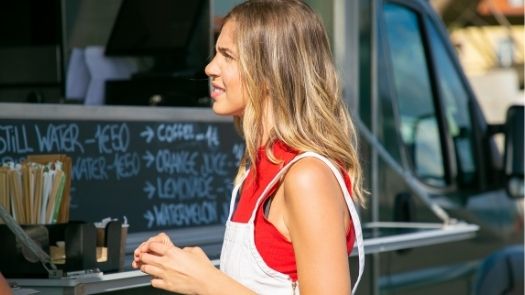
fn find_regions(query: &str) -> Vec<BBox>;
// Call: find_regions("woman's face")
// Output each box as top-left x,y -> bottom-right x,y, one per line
205,21 -> 247,116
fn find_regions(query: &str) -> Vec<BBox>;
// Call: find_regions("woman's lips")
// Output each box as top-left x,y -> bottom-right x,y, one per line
210,84 -> 225,99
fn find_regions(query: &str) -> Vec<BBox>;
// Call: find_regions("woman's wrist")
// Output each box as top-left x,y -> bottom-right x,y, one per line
199,266 -> 224,295
200,267 -> 255,295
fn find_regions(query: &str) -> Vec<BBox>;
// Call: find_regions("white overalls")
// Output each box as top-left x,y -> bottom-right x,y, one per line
220,152 -> 364,294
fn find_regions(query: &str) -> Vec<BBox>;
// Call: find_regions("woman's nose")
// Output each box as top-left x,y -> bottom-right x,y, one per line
205,56 -> 219,78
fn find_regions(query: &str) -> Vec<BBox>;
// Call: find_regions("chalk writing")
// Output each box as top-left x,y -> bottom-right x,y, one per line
93,123 -> 130,154
200,125 -> 220,148
140,126 -> 155,143
35,124 -> 84,153
0,125 -> 34,154
151,124 -> 220,148
147,150 -> 230,176
200,152 -> 228,176
155,149 -> 199,175
71,153 -> 140,181
157,123 -> 195,142
154,176 -> 215,201
0,119 -> 243,232
112,152 -> 141,180
144,181 -> 155,199
144,201 -> 218,228
142,150 -> 155,168
232,143 -> 244,165
73,156 -> 109,181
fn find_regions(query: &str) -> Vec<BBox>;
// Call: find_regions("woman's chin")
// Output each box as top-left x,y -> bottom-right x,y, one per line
210,98 -> 246,117
211,102 -> 230,116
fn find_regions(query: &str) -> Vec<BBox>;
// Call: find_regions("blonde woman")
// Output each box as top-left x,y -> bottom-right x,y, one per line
133,0 -> 365,294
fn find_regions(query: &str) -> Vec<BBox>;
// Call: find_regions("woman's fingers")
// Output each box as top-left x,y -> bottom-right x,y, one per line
157,232 -> 174,247
146,233 -> 174,247
150,278 -> 168,290
132,242 -> 147,269
136,239 -> 170,257
134,242 -> 145,256
140,263 -> 164,278
135,233 -> 175,252
131,234 -> 177,269
140,252 -> 165,268
146,241 -> 173,256
133,242 -> 213,294
139,242 -> 174,267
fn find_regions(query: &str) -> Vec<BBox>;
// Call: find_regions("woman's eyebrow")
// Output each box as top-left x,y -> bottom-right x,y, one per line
217,46 -> 236,57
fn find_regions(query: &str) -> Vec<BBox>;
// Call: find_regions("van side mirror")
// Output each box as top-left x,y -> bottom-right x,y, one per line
503,105 -> 524,199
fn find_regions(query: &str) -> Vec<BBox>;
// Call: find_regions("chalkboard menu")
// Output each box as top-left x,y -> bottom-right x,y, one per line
0,119 -> 244,233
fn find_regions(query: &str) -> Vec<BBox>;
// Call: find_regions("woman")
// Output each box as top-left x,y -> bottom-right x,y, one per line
133,0 -> 365,294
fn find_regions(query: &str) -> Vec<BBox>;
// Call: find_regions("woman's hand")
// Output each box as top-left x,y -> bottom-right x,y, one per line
132,232 -> 174,269
132,233 -> 217,294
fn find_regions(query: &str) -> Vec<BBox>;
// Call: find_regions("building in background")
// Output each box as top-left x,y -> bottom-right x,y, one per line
431,0 -> 524,124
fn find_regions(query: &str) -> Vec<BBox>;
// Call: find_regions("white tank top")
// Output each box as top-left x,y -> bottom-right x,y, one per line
220,151 -> 364,294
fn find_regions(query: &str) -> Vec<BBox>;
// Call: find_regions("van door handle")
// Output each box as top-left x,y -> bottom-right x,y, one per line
393,192 -> 415,254
393,192 -> 415,223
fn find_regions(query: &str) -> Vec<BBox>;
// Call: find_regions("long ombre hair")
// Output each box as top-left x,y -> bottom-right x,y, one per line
225,0 -> 365,206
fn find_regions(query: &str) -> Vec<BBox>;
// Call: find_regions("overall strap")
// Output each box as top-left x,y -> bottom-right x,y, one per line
226,169 -> 251,222
246,151 -> 364,294
298,152 -> 364,294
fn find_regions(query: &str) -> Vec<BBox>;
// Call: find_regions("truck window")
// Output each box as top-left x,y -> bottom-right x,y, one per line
426,20 -> 477,186
383,4 -> 446,187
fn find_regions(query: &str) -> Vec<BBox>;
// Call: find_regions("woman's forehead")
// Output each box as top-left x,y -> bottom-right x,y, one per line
217,21 -> 237,49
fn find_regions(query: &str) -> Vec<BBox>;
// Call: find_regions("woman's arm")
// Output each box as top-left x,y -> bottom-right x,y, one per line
283,157 -> 352,295
133,233 -> 256,295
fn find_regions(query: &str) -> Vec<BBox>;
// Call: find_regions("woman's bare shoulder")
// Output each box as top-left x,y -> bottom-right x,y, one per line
282,156 -> 344,216
283,156 -> 338,192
